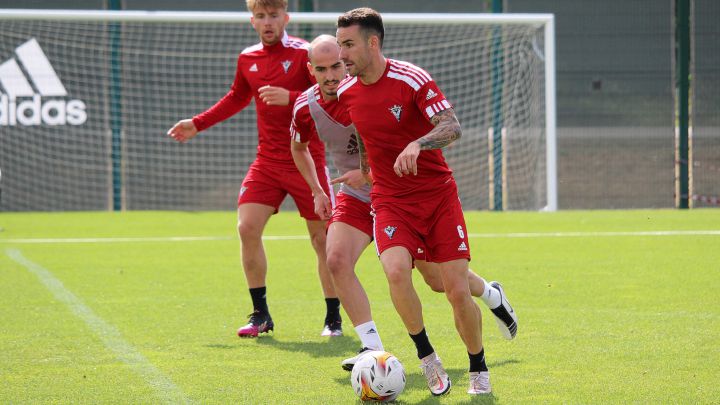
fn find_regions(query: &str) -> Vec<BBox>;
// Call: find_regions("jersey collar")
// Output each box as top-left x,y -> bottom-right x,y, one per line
263,31 -> 290,50
260,31 -> 290,50
280,31 -> 290,47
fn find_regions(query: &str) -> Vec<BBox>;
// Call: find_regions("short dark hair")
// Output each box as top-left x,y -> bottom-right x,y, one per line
337,7 -> 384,48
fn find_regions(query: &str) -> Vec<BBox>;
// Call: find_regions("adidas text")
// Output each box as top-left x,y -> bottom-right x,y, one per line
0,95 -> 87,126
1,38 -> 88,126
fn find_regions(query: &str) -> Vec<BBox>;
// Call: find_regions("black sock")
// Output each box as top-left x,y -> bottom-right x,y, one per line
249,287 -> 268,315
409,328 -> 435,359
469,348 -> 488,372
325,298 -> 341,323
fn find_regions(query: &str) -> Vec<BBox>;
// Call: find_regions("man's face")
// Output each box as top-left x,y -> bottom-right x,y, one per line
309,50 -> 346,97
250,6 -> 288,45
337,25 -> 371,77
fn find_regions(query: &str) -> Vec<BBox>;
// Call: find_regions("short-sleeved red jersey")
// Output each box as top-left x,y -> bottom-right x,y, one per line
337,59 -> 454,199
192,32 -> 324,169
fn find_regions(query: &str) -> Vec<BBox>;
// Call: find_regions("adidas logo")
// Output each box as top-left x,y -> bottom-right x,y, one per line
346,133 -> 359,155
249,63 -> 258,72
426,88 -> 438,100
366,328 -> 376,334
458,242 -> 468,251
0,38 -> 87,126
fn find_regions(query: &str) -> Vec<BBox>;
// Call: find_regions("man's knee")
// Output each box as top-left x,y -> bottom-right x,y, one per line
416,262 -> 445,293
237,219 -> 263,240
443,280 -> 472,307
326,250 -> 353,277
424,276 -> 445,293
383,263 -> 412,286
308,227 -> 327,251
380,247 -> 413,285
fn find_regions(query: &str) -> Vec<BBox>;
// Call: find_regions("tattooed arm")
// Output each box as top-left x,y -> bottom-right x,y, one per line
357,133 -> 373,185
393,108 -> 462,177
418,109 -> 462,149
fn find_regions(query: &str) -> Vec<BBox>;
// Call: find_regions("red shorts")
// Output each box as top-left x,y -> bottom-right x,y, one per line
238,161 -> 332,220
372,181 -> 471,263
328,192 -> 373,238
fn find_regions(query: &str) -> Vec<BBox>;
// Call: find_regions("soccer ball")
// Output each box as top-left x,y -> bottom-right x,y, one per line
350,351 -> 406,402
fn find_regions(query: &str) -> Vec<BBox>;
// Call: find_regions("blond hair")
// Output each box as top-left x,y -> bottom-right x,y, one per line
246,0 -> 288,12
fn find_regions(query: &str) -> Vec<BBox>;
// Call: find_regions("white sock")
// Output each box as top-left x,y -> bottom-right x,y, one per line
480,281 -> 501,309
355,321 -> 384,351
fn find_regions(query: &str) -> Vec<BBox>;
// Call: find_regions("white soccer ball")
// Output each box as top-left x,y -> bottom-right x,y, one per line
350,351 -> 406,402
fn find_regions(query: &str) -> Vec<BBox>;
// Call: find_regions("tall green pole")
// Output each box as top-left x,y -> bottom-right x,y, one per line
298,0 -> 314,40
298,0 -> 314,11
675,0 -> 690,209
108,0 -> 123,210
491,0 -> 504,210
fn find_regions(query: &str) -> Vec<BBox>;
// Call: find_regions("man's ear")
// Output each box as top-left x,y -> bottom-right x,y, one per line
369,35 -> 379,50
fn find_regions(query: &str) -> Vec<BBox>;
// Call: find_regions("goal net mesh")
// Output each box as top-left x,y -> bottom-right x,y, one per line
0,15 -> 547,211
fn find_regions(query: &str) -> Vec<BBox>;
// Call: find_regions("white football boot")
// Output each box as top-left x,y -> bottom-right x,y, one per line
467,371 -> 491,394
420,352 -> 451,396
489,281 -> 518,340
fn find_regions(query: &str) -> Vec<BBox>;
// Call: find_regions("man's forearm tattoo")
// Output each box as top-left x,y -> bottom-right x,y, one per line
358,133 -> 370,176
417,109 -> 462,150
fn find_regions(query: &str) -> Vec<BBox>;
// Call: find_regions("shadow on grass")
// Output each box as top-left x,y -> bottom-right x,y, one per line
333,359 -> 518,404
203,333 -> 358,358
203,343 -> 236,349
411,393 -> 497,405
334,368 -> 499,404
488,358 -> 521,368
253,335 -> 356,358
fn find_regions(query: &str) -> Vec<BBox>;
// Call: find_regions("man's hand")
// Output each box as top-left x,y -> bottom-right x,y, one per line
331,169 -> 368,189
167,119 -> 198,143
258,85 -> 290,106
313,192 -> 333,220
393,141 -> 421,177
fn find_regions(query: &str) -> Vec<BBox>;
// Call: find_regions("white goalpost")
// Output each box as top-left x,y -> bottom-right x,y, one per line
0,10 -> 556,212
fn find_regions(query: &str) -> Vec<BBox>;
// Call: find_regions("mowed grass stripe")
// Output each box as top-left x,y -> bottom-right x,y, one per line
1,210 -> 718,403
5,248 -> 192,405
2,229 -> 720,244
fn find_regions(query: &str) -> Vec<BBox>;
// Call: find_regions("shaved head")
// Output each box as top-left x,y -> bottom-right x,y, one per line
308,34 -> 340,64
305,34 -> 346,99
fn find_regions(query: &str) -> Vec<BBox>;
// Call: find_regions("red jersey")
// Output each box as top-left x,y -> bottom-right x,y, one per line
192,32 -> 324,169
337,59 -> 454,199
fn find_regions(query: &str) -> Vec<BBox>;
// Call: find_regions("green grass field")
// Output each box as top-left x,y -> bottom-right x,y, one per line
1,209 -> 718,404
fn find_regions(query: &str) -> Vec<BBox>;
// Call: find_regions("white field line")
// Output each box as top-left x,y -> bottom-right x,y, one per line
2,236 -> 237,244
471,230 -> 720,238
1,230 -> 720,244
5,249 -> 192,405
